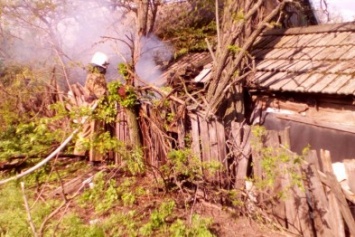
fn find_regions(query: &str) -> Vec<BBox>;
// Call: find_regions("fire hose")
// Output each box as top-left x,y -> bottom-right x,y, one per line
0,101 -> 99,186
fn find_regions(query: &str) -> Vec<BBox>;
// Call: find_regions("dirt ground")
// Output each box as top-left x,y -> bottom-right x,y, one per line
42,163 -> 290,237
192,201 -> 288,237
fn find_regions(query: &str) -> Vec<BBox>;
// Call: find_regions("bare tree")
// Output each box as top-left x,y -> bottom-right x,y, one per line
205,0 -> 297,115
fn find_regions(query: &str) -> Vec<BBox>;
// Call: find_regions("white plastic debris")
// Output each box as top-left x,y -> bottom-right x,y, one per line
332,162 -> 347,182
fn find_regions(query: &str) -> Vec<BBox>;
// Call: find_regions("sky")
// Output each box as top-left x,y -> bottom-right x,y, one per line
311,0 -> 355,23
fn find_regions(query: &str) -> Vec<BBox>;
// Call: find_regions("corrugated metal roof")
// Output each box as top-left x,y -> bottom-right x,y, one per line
251,22 -> 355,95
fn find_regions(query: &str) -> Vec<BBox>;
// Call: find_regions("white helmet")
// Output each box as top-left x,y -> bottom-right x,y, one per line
91,52 -> 109,68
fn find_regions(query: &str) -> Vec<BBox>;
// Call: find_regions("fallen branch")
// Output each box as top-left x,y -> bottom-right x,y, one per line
7,154 -> 86,161
0,130 -> 78,186
0,159 -> 28,171
21,182 -> 39,237
38,174 -> 94,235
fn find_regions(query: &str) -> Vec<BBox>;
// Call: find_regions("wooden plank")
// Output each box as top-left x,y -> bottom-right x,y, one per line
278,126 -> 290,148
216,119 -> 227,179
276,114 -> 355,134
280,161 -> 300,235
115,106 -> 129,165
266,130 -> 287,228
216,120 -> 226,162
189,114 -> 201,162
234,125 -> 251,190
325,172 -> 355,237
208,118 -> 220,183
279,128 -> 313,237
303,151 -> 333,237
208,118 -> 219,162
177,105 -> 186,149
199,115 -> 211,165
199,117 -> 210,162
321,150 -> 345,237
270,99 -> 308,113
251,133 -> 262,180
89,120 -> 104,162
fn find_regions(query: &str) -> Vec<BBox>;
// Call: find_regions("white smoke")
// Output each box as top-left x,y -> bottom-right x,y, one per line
136,35 -> 173,85
1,0 -> 173,85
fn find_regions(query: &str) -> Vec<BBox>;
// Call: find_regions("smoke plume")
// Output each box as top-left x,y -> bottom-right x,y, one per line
0,0 -> 173,86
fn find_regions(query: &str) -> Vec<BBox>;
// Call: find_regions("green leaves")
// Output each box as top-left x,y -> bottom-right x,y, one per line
0,118 -> 65,160
227,44 -> 242,53
107,81 -> 138,109
233,9 -> 245,21
140,200 -> 176,236
118,63 -> 130,80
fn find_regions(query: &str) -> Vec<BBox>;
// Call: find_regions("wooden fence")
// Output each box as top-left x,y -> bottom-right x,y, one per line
113,104 -> 355,237
251,128 -> 355,237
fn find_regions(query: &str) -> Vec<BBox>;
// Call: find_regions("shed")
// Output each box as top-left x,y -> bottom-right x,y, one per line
249,22 -> 355,161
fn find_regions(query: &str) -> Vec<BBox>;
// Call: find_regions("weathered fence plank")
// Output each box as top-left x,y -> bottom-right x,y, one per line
234,125 -> 251,190
115,106 -> 129,164
199,117 -> 211,163
208,118 -> 221,183
216,119 -> 227,180
278,128 -> 313,236
304,151 -> 333,237
208,118 -> 219,163
177,105 -> 186,149
321,149 -> 345,237
325,172 -> 355,236
265,130 -> 287,228
189,114 -> 201,162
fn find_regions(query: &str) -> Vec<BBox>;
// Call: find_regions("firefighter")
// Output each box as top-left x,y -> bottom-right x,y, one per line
74,51 -> 109,165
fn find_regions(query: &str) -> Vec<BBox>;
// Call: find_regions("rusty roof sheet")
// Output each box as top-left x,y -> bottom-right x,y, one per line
251,22 -> 355,95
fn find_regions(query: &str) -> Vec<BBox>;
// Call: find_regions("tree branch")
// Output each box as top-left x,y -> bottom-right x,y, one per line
21,182 -> 39,237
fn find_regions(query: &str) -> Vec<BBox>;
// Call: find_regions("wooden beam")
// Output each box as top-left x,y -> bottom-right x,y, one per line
270,99 -> 308,113
276,114 -> 355,134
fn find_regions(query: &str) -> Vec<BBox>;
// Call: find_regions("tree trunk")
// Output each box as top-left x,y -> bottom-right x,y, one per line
206,0 -> 287,114
126,106 -> 142,150
127,0 -> 162,151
